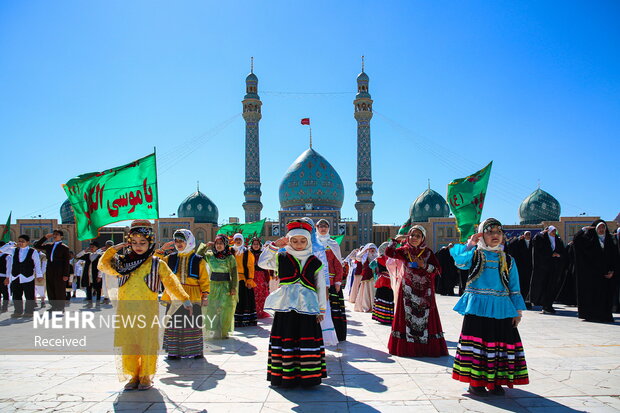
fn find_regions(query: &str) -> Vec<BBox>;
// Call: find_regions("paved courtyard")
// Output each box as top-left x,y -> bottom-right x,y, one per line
0,295 -> 619,413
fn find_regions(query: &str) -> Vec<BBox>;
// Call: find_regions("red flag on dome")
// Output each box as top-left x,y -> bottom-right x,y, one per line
300,118 -> 310,125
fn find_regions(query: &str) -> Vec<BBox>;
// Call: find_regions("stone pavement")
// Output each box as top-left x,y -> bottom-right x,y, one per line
0,295 -> 619,413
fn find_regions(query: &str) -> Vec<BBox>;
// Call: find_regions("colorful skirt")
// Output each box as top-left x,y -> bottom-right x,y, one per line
163,303 -> 204,357
453,314 -> 529,388
329,285 -> 347,341
235,280 -> 257,327
204,280 -> 236,339
254,270 -> 270,319
268,310 -> 326,387
372,287 -> 394,324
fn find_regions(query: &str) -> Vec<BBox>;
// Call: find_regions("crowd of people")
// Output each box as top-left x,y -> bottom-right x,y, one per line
0,216 -> 617,395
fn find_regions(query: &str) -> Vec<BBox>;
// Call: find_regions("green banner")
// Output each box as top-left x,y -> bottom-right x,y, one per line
1,212 -> 11,242
216,219 -> 266,241
332,235 -> 344,245
447,161 -> 493,243
63,153 -> 159,240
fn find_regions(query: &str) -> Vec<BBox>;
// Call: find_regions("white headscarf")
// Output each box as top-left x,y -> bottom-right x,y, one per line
285,228 -> 313,267
547,226 -> 557,251
232,233 -> 246,253
357,243 -> 379,264
173,229 -> 196,255
316,226 -> 342,262
476,218 -> 504,252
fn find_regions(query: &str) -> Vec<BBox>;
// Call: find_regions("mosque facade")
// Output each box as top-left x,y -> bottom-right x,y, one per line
3,66 -> 617,255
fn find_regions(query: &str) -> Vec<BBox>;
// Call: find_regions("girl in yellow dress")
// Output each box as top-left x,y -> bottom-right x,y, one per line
98,220 -> 191,391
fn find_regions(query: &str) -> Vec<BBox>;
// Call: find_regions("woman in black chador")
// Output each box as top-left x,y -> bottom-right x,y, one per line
530,226 -> 566,314
573,220 -> 618,323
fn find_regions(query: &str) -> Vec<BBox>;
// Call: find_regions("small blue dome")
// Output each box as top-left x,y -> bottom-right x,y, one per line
60,199 -> 75,224
279,148 -> 344,210
178,191 -> 219,224
519,188 -> 561,225
357,71 -> 369,81
246,72 -> 258,82
409,188 -> 450,222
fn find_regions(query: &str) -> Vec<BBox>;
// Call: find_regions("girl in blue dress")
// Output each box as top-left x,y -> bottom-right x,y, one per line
450,218 -> 529,396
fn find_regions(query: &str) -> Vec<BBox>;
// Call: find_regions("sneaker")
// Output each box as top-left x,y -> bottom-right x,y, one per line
10,313 -> 23,319
468,385 -> 488,397
489,385 -> 505,396
167,355 -> 180,360
22,313 -> 33,318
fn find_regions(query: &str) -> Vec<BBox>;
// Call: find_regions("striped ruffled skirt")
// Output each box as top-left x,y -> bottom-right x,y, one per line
163,304 -> 204,358
453,314 -> 529,388
329,285 -> 347,341
268,311 -> 326,387
372,287 -> 394,324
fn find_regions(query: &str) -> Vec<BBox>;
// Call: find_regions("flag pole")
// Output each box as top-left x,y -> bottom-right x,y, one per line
309,126 -> 312,149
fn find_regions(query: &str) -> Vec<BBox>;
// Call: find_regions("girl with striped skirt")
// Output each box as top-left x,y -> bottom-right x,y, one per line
315,219 -> 347,342
450,218 -> 529,396
233,233 -> 257,327
258,220 -> 327,387
372,242 -> 394,324
159,229 -> 210,359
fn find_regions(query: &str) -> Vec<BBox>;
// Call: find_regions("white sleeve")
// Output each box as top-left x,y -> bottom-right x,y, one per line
5,254 -> 12,276
33,250 -> 43,278
258,244 -> 279,271
314,260 -> 327,313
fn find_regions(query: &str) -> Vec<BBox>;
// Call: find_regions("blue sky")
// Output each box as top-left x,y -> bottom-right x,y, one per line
1,1 -> 618,227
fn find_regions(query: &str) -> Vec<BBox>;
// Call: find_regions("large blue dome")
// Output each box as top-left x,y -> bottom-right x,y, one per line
177,191 -> 219,224
279,148 -> 344,210
60,199 -> 75,224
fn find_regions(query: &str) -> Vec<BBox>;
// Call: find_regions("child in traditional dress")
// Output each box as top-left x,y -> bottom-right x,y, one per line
259,219 -> 327,387
198,234 -> 238,339
232,233 -> 257,327
249,238 -> 271,319
450,218 -> 529,396
354,243 -> 378,313
372,242 -> 394,324
98,220 -> 191,391
386,225 -> 448,357
159,229 -> 210,359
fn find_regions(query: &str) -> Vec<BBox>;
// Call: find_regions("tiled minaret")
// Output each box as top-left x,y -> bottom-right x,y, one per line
242,58 -> 263,222
353,57 -> 375,245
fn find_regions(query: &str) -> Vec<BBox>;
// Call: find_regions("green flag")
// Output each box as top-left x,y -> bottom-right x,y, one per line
216,219 -> 266,241
447,161 -> 493,243
397,217 -> 412,236
332,235 -> 344,245
63,153 -> 159,240
1,212 -> 11,242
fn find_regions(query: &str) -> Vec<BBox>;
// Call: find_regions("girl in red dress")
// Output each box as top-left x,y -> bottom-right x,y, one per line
385,225 -> 448,357
249,238 -> 271,319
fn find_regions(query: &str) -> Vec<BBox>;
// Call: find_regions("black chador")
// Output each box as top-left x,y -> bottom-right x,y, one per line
435,246 -> 458,296
573,220 -> 618,322
556,242 -> 577,306
507,236 -> 533,305
529,229 -> 566,313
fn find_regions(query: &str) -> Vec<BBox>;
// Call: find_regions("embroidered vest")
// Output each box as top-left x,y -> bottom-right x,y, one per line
167,252 -> 201,280
276,252 -> 322,292
118,257 -> 161,293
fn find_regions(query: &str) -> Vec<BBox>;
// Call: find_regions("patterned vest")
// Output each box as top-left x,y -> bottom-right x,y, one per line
277,252 -> 322,292
118,257 -> 161,293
